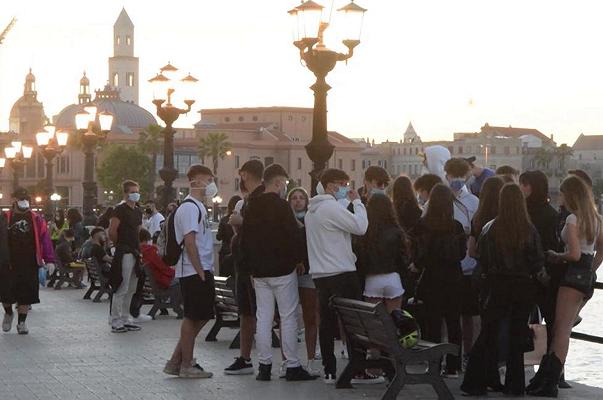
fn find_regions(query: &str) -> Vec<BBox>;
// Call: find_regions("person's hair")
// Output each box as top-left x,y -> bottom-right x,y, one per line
494,183 -> 532,255
263,163 -> 289,183
186,164 -> 213,181
364,193 -> 409,253
444,158 -> 470,178
364,166 -> 390,186
392,175 -> 419,213
500,174 -> 515,183
472,176 -> 504,236
146,200 -> 155,206
287,187 -> 310,211
90,227 -> 105,237
66,208 -> 83,225
496,165 -> 518,176
139,228 -> 152,243
423,184 -> 455,232
320,168 -> 350,187
413,174 -> 442,193
55,209 -> 65,226
560,175 -> 601,243
239,159 -> 264,180
122,180 -> 139,193
519,170 -> 549,206
62,229 -> 75,239
568,169 -> 593,188
227,195 -> 242,214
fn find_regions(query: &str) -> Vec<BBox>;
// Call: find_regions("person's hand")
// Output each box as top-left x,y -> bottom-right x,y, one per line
229,213 -> 243,226
198,269 -> 206,282
296,263 -> 305,276
546,250 -> 561,263
348,189 -> 360,202
408,263 -> 419,273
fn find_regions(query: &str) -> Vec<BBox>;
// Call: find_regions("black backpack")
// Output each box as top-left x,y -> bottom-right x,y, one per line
157,199 -> 202,266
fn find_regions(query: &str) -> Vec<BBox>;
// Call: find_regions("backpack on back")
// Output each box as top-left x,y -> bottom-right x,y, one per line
157,199 -> 201,266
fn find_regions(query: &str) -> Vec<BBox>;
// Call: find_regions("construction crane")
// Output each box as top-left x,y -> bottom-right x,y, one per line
0,17 -> 16,45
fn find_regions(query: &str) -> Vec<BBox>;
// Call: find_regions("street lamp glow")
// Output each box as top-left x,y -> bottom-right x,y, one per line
4,147 -> 16,159
75,111 -> 90,130
226,150 -> 232,156
99,112 -> 114,131
181,73 -> 199,102
22,146 -> 33,159
35,196 -> 42,203
56,130 -> 69,147
0,158 -> 5,168
149,73 -> 169,101
36,130 -> 51,146
337,1 -> 367,43
44,124 -> 56,138
297,0 -> 324,41
50,193 -> 61,201
11,141 -> 21,152
84,105 -> 98,122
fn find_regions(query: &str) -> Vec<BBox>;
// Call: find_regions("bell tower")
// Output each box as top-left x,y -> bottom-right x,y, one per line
108,8 -> 139,104
78,71 -> 91,104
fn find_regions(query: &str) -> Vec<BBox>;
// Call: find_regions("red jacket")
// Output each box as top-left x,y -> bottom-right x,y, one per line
141,243 -> 174,289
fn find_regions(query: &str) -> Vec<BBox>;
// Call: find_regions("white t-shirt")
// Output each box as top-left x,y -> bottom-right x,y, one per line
561,214 -> 599,255
143,212 -> 165,237
174,196 -> 214,277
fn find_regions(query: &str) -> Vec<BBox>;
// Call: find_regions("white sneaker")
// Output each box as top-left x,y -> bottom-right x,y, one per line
179,359 -> 213,379
2,313 -> 13,332
306,359 -> 321,377
324,373 -> 336,384
131,314 -> 153,323
279,360 -> 287,379
17,321 -> 28,335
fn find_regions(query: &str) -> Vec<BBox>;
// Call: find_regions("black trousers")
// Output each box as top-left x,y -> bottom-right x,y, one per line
129,269 -> 146,318
314,271 -> 362,375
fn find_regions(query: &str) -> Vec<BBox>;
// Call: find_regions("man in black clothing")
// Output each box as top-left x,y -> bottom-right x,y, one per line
241,163 -> 316,381
89,227 -> 112,273
55,229 -> 85,288
108,180 -> 143,333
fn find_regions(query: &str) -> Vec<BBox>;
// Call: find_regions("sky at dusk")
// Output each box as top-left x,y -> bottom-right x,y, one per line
2,0 -> 603,146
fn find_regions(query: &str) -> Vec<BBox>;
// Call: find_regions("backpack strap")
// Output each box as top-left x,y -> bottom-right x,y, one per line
181,199 -> 202,224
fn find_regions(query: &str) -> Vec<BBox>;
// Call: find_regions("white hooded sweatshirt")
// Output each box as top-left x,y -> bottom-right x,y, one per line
305,194 -> 368,278
424,145 -> 451,182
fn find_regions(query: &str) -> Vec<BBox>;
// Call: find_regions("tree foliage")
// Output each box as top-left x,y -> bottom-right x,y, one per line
97,145 -> 153,200
198,132 -> 232,176
137,124 -> 163,198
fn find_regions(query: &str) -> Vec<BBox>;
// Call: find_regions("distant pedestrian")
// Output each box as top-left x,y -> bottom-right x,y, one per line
142,200 -> 164,238
465,156 -> 495,197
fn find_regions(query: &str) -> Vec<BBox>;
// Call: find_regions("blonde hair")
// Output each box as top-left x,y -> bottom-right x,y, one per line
560,175 -> 601,243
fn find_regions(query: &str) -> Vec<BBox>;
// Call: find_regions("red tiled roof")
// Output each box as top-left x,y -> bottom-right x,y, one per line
480,124 -> 552,143
572,134 -> 603,151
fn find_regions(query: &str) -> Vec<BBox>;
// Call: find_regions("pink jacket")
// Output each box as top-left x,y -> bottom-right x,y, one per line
6,210 -> 55,266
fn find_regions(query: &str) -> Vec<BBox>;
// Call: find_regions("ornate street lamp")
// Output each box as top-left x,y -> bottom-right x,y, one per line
36,124 -> 69,217
75,105 -> 113,220
289,0 -> 366,195
4,141 -> 33,191
149,63 -> 198,211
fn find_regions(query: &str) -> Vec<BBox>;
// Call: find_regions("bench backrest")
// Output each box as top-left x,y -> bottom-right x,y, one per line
331,297 -> 401,356
84,258 -> 99,281
214,276 -> 238,310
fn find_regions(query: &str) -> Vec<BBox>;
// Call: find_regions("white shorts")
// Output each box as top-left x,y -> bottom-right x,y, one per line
363,272 -> 404,299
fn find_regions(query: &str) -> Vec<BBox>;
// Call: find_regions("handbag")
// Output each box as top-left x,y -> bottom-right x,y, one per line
562,254 -> 594,291
525,324 -> 547,366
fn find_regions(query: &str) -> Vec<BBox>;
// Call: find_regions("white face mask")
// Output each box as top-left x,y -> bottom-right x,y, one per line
17,200 -> 29,210
128,192 -> 140,203
203,182 -> 218,199
316,182 -> 325,195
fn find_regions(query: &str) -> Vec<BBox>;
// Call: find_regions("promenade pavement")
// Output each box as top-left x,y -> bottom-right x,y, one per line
0,286 -> 602,400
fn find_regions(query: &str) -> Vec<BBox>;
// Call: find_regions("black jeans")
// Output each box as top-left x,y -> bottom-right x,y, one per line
314,271 -> 362,376
129,269 -> 146,318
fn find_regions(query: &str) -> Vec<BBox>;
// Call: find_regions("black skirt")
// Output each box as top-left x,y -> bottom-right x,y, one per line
0,260 -> 40,305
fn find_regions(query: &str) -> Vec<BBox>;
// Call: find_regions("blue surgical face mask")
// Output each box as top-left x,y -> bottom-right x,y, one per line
335,185 -> 350,200
128,192 -> 141,203
295,211 -> 306,219
448,178 -> 466,192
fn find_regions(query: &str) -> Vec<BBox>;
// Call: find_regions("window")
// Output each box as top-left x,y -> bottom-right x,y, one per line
235,178 -> 240,191
338,159 -> 343,169
402,165 -> 406,173
252,116 -> 258,121
504,146 -> 510,155
238,116 -> 244,122
301,116 -> 307,122
25,155 -> 36,178
112,73 -> 119,87
362,160 -> 366,169
58,155 -> 70,175
490,146 -> 496,154
297,179 -> 302,186
297,157 -> 302,170
116,36 -> 120,45
383,160 -> 387,169
126,72 -> 134,87
126,35 -> 131,45
579,154 -> 583,160
288,115 -> 293,121
225,117 -> 230,122
458,146 -> 463,155
415,148 -> 419,155
235,155 -> 240,169
264,157 -> 274,166
351,159 -> 356,171
403,148 -> 407,155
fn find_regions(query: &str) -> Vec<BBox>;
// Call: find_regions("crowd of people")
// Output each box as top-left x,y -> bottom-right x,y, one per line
0,144 -> 601,398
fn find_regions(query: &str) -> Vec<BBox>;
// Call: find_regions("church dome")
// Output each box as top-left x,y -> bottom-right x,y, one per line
80,72 -> 90,86
54,85 -> 156,134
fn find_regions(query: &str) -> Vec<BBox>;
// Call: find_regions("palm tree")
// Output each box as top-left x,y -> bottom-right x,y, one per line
534,148 -> 553,170
138,124 -> 163,198
198,132 -> 232,176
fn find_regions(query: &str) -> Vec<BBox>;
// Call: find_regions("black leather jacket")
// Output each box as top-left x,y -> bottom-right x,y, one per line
476,219 -> 544,280
357,224 -> 409,276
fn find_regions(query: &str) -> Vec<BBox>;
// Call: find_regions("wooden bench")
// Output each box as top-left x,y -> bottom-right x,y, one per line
205,276 -> 279,349
142,264 -> 183,319
331,297 -> 458,400
52,259 -> 84,290
83,258 -> 111,302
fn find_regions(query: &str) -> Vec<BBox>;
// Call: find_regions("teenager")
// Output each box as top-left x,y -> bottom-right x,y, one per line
241,164 -> 316,381
88,227 -> 112,271
66,208 -> 89,250
216,195 -> 241,277
163,164 -> 217,379
1,187 -> 55,334
55,229 -> 86,289
495,165 -> 519,183
142,200 -> 165,238
363,166 -> 391,199
468,176 -> 505,258
465,156 -> 495,196
413,174 -> 442,207
288,187 -> 321,375
421,145 -> 451,183
223,160 -> 263,376
140,228 -> 175,289
108,180 -> 143,333
461,183 -> 544,396
358,194 -> 409,311
305,168 -> 370,383
414,184 -> 466,377
529,176 -> 603,397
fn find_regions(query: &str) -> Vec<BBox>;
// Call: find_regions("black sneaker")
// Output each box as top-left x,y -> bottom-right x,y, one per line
256,363 -> 272,381
124,324 -> 141,332
285,366 -> 319,381
224,357 -> 254,375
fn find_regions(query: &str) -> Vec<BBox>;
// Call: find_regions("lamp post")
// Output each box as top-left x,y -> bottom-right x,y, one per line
75,105 -> 113,220
4,141 -> 33,191
50,192 -> 61,216
212,195 -> 222,222
289,0 -> 366,195
149,63 -> 198,211
36,124 -> 69,217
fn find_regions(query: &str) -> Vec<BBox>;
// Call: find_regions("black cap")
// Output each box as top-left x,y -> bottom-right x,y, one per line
464,156 -> 476,165
12,187 -> 29,200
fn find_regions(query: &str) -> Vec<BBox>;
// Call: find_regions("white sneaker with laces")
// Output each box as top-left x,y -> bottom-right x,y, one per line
179,359 -> 213,379
324,373 -> 336,384
17,321 -> 28,335
306,359 -> 321,377
132,314 -> 153,323
2,313 -> 14,332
